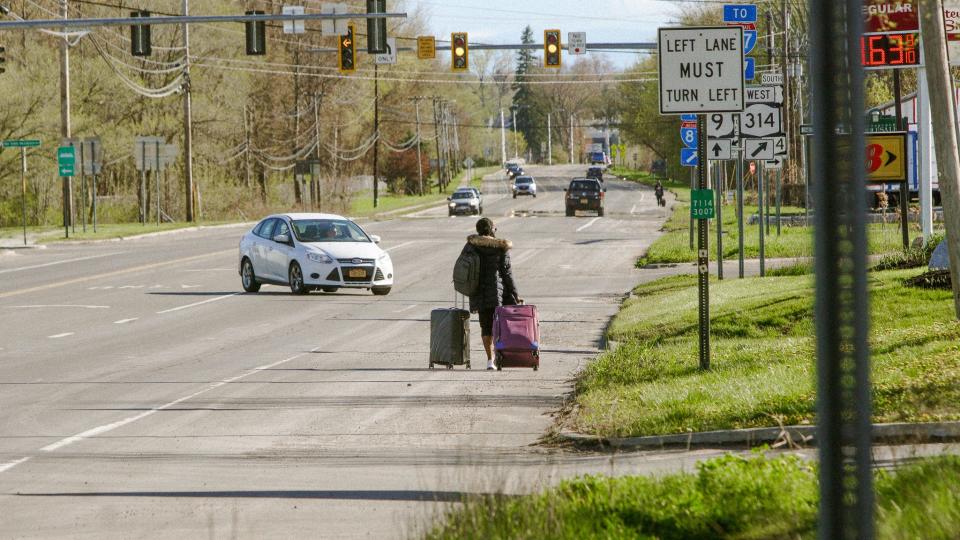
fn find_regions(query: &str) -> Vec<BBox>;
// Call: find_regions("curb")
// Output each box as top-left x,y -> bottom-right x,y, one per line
558,421 -> 960,450
37,222 -> 253,246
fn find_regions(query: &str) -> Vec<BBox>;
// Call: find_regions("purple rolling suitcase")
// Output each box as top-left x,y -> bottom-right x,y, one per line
493,304 -> 540,371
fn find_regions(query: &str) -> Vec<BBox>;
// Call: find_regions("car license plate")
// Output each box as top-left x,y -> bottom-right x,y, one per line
348,268 -> 367,278
580,198 -> 588,204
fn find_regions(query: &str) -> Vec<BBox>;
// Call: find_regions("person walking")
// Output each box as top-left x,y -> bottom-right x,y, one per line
461,218 -> 520,370
654,179 -> 665,207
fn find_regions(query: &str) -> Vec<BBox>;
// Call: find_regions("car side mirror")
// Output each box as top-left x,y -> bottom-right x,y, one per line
273,233 -> 291,244
370,235 -> 381,244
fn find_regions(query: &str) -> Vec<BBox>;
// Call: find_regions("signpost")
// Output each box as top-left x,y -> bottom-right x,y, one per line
659,23 -> 745,370
2,139 -> 41,245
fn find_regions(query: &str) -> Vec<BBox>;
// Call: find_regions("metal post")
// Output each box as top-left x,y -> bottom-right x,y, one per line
20,148 -> 27,246
59,0 -> 72,239
315,92 -> 322,209
776,169 -> 782,236
689,166 -> 695,250
414,97 -> 424,195
894,69 -> 910,249
766,171 -> 772,235
738,152 -> 745,278
547,113 -> 552,165
917,58 -> 934,246
140,142 -> 146,225
91,144 -> 97,232
512,108 -> 518,159
373,64 -> 379,208
809,0 -> 874,538
500,108 -> 507,166
570,114 -> 575,164
79,142 -> 86,233
156,140 -> 161,227
244,104 -> 252,189
759,163 -> 766,276
696,114 -> 710,370
716,163 -> 724,280
182,0 -> 195,222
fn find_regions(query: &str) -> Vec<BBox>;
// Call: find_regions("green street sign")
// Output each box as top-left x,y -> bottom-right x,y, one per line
2,139 -> 41,148
691,189 -> 716,220
58,145 -> 76,177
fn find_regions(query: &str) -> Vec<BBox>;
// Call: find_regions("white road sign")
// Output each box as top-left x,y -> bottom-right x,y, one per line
568,32 -> 586,55
321,3 -> 350,35
707,112 -> 738,140
760,72 -> 783,85
745,85 -> 784,104
740,103 -> 783,138
765,156 -> 784,170
770,135 -> 787,157
658,26 -> 745,114
707,139 -> 733,160
744,138 -> 775,160
374,37 -> 397,65
282,5 -> 305,34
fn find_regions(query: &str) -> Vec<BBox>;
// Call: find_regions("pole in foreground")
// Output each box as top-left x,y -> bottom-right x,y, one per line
696,115 -> 710,370
809,0 -> 874,538
20,148 -> 27,246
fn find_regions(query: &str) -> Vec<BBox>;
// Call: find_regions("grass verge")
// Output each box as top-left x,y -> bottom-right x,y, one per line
571,269 -> 960,439
611,167 -> 908,265
424,453 -> 960,540
350,167 -> 497,217
0,221 -> 232,244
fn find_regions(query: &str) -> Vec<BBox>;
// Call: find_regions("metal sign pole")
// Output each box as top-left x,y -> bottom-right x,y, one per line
697,114 -> 710,370
79,143 -> 86,233
90,141 -> 97,233
738,152 -> 745,278
759,162 -> 766,276
140,142 -> 146,225
716,163 -> 724,280
776,168 -> 782,236
156,140 -> 161,227
20,148 -> 27,246
689,166 -> 695,250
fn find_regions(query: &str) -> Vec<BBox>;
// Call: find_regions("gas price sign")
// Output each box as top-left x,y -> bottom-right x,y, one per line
860,32 -> 920,69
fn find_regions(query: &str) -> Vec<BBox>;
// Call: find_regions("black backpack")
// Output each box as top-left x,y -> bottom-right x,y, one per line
452,244 -> 481,296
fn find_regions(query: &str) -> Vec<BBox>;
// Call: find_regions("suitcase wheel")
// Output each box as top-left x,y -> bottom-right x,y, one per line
466,363 -> 472,370
533,365 -> 538,371
447,364 -> 453,370
429,363 -> 434,369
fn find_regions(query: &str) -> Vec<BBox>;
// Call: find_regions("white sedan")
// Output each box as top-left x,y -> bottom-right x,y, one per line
238,213 -> 394,295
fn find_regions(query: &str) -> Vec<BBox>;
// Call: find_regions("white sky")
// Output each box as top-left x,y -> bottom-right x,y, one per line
400,0 -> 682,69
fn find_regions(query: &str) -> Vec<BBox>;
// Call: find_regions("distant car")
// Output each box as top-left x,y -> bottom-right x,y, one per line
513,176 -> 537,198
586,167 -> 604,182
239,213 -> 394,296
448,190 -> 483,216
506,163 -> 524,178
565,178 -> 605,217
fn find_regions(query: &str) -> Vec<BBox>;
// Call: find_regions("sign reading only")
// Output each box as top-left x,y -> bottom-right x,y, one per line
658,26 -> 745,114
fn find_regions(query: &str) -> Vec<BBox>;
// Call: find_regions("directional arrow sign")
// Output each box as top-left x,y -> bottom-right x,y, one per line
865,132 -> 907,182
708,139 -> 733,160
745,138 -> 774,160
681,147 -> 699,167
765,156 -> 784,170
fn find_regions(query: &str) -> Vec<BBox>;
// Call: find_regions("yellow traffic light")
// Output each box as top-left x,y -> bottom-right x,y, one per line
339,25 -> 356,73
451,32 -> 468,72
544,29 -> 561,68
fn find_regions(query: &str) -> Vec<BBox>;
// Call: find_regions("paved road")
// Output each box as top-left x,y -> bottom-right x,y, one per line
0,164 -> 683,538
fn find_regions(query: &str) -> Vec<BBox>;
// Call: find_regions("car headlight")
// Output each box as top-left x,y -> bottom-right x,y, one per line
307,251 -> 333,264
449,202 -> 457,208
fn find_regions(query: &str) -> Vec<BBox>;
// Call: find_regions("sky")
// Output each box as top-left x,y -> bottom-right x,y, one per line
400,0 -> 682,69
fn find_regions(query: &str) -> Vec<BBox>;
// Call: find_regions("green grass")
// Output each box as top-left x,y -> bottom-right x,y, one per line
611,167 -> 906,265
0,221 -> 232,244
571,269 -> 960,438
425,453 -> 960,540
349,167 -> 496,217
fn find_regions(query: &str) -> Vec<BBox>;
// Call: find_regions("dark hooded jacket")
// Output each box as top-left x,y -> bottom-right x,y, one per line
463,234 -> 519,312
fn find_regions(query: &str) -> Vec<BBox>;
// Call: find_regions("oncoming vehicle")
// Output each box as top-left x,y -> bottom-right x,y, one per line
512,176 -> 537,198
506,163 -> 524,178
239,213 -> 394,296
565,178 -> 605,217
448,190 -> 483,216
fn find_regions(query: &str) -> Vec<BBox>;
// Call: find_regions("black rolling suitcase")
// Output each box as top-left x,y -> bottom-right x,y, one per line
429,293 -> 471,370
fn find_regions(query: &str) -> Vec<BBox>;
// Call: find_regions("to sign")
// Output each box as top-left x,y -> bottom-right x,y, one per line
723,4 -> 757,23
865,132 -> 908,182
691,189 -> 716,219
568,32 -> 586,55
658,26 -> 745,114
417,36 -> 436,59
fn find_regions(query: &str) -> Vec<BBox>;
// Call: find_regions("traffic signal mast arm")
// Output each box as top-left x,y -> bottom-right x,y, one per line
0,11 -> 406,30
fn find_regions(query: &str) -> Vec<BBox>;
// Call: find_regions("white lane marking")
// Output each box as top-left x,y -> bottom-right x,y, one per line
113,318 -> 138,325
0,253 -> 119,275
38,351 -> 309,454
630,204 -> 637,215
156,292 -> 240,315
394,304 -> 418,313
182,268 -> 234,272
639,193 -> 646,202
0,457 -> 31,473
118,285 -> 144,290
385,241 -> 417,252
576,217 -> 601,232
48,333 -> 74,339
8,305 -> 109,310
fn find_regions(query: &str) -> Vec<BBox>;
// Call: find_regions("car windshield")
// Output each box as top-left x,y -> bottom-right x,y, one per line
452,192 -> 474,199
515,177 -> 532,184
292,219 -> 371,243
570,180 -> 600,191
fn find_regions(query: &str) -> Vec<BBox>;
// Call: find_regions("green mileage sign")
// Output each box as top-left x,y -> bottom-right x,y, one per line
691,189 -> 716,220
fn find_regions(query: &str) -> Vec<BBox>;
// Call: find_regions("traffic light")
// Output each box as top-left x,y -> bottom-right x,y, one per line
130,11 -> 151,57
366,0 -> 387,54
245,10 -> 266,56
339,25 -> 357,73
544,29 -> 561,68
451,32 -> 468,72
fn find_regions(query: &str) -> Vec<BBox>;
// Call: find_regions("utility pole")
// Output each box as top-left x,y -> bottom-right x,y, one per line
59,0 -> 72,237
433,99 -> 443,190
293,46 -> 302,206
569,114 -> 575,164
182,0 -> 195,222
512,108 -> 519,159
919,0 -> 960,318
547,113 -> 552,166
413,97 -> 424,195
373,64 -> 380,208
781,0 -> 791,186
314,92 -> 322,210
243,104 -> 251,188
500,109 -> 507,165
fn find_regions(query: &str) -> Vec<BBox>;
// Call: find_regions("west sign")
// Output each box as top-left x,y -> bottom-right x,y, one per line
658,26 -> 745,114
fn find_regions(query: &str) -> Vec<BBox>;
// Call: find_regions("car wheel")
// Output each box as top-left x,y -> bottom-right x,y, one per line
321,287 -> 339,293
372,287 -> 392,296
240,258 -> 261,293
289,262 -> 308,295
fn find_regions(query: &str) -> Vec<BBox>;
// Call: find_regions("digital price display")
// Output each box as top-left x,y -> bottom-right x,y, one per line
860,32 -> 920,69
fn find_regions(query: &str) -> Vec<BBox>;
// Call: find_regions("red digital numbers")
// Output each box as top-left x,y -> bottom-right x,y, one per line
861,32 -> 920,69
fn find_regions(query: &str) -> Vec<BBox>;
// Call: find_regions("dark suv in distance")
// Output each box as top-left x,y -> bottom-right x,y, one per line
586,167 -> 604,182
565,178 -> 605,217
